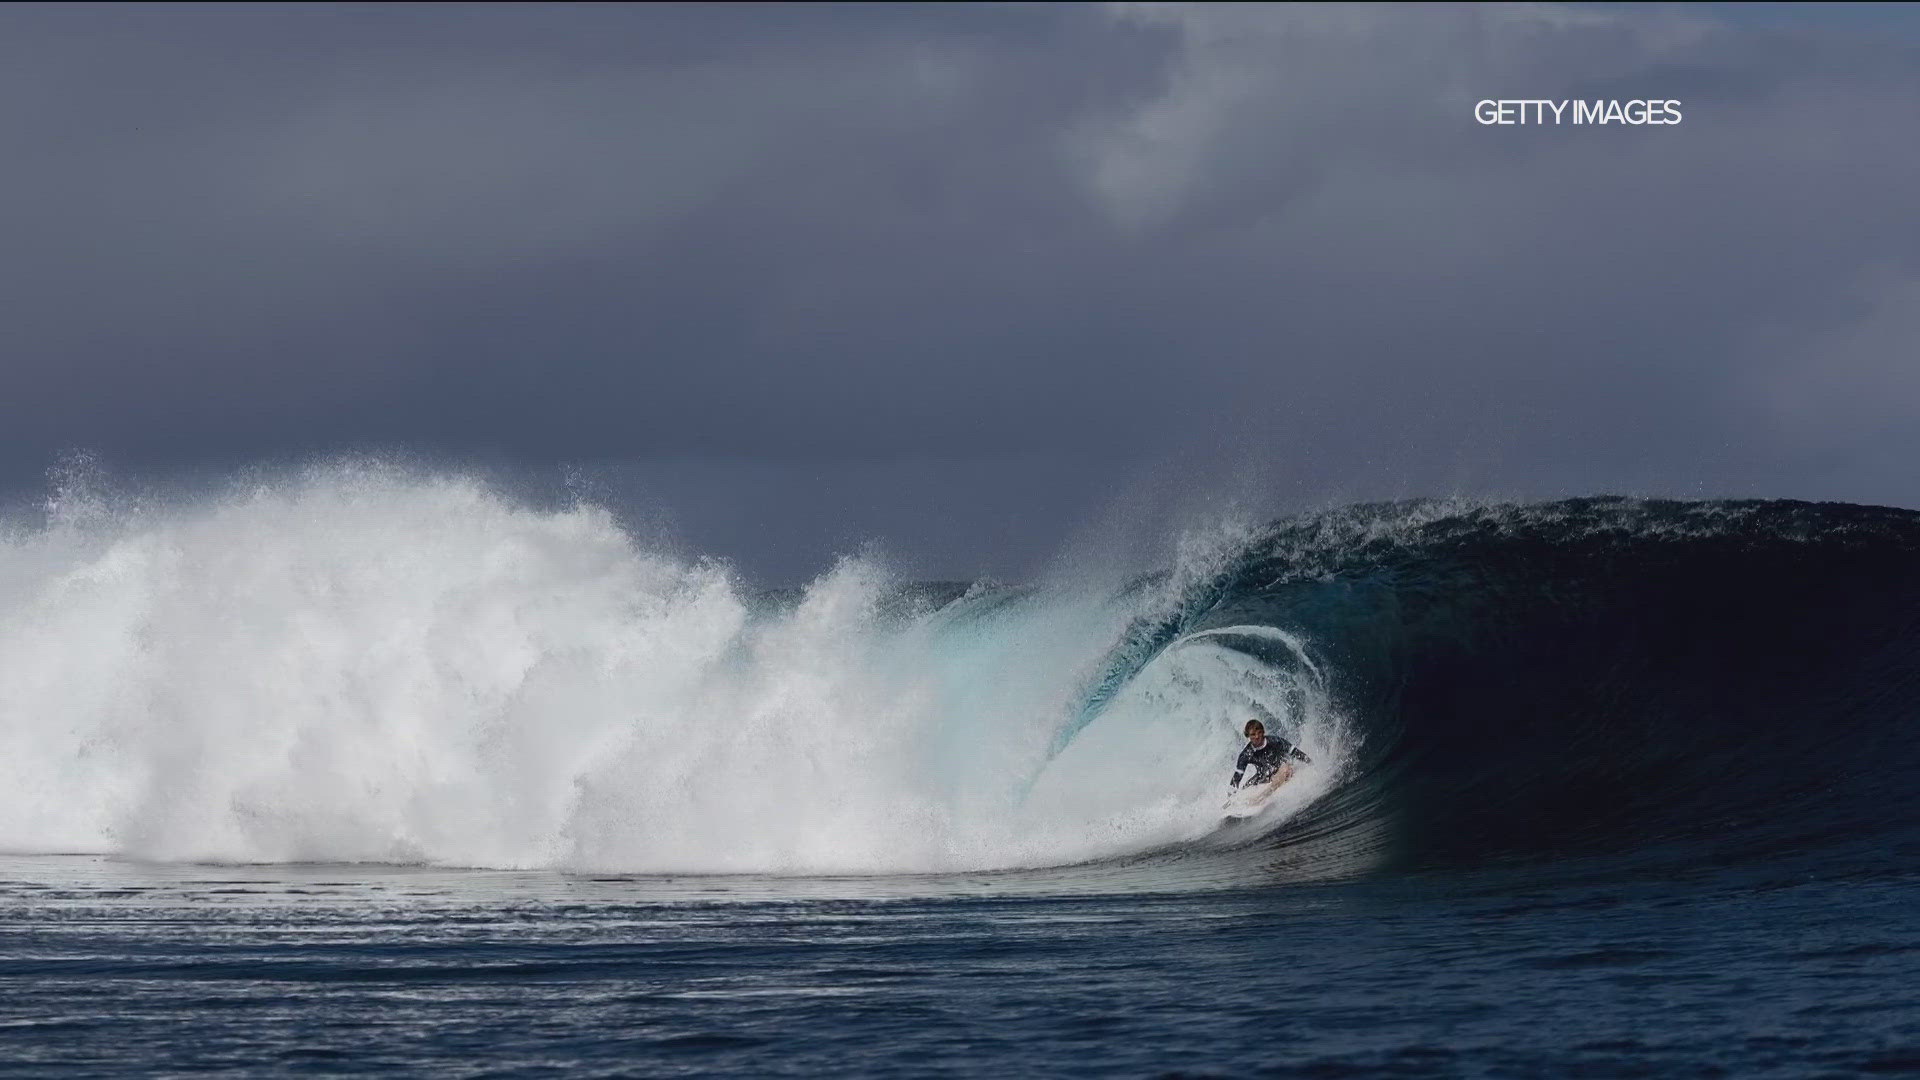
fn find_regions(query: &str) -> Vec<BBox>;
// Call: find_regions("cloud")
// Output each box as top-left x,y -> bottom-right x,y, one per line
1751,270 -> 1920,445
1055,3 -> 1920,487
1074,3 -> 1712,228
0,4 -> 1916,576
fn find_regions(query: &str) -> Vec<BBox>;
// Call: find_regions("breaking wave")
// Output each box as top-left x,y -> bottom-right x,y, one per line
3,461 -> 1916,882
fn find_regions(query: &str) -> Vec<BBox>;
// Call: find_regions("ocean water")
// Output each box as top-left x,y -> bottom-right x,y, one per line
4,858 -> 1916,1076
2,465 -> 1916,1074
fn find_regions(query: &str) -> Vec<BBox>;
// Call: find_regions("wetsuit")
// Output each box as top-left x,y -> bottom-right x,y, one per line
1230,735 -> 1311,789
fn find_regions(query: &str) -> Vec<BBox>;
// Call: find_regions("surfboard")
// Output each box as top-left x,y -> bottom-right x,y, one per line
1222,784 -> 1279,819
1222,764 -> 1297,818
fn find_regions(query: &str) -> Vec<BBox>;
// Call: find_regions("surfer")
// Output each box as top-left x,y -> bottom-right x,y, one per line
1228,718 -> 1311,795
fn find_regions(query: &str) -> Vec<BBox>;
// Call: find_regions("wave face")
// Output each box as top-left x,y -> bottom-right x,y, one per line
1185,498 -> 1920,880
3,465 -> 1917,881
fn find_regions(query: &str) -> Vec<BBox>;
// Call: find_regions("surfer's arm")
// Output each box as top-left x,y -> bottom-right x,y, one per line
1273,736 -> 1311,765
1227,748 -> 1251,789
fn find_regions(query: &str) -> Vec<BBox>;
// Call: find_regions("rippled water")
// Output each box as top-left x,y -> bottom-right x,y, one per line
3,855 -> 1915,1076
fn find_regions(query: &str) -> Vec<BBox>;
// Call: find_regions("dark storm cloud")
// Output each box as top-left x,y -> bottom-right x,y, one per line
2,4 -> 1917,578
1,3 -> 1150,460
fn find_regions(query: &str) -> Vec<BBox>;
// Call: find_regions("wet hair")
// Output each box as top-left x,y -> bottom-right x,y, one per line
1243,719 -> 1266,738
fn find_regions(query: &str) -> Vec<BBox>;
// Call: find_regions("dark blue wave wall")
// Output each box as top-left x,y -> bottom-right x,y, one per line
1141,498 -> 1920,877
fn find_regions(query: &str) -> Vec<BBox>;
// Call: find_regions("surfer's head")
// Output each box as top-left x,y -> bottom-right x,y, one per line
1243,719 -> 1265,742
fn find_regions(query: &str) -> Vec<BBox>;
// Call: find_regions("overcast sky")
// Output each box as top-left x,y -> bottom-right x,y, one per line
3,3 -> 1917,581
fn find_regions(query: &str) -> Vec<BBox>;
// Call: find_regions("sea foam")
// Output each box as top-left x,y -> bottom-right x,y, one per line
0,462 -> 1327,873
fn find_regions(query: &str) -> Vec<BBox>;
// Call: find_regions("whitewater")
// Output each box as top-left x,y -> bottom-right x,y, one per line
0,461 -> 1339,874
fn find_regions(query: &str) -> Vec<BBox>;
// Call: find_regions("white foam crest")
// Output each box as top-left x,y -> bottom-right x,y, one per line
0,464 -> 1338,874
